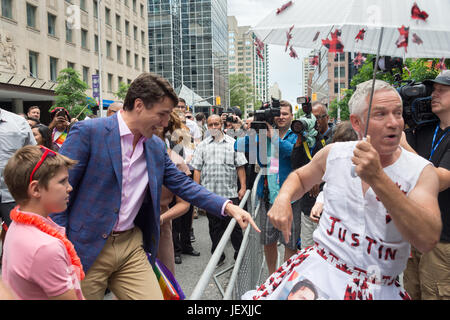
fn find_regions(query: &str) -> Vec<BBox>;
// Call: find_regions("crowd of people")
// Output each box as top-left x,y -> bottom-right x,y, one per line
0,70 -> 448,300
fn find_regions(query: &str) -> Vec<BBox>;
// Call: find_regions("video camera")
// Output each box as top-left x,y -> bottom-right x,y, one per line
250,98 -> 281,132
398,81 -> 438,129
291,96 -> 317,136
371,56 -> 438,129
373,56 -> 404,75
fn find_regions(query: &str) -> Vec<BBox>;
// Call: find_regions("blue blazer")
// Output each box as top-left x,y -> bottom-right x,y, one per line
52,114 -> 227,272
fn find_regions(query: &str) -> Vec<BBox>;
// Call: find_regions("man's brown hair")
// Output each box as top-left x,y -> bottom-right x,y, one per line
3,146 -> 77,204
280,100 -> 293,114
123,73 -> 178,111
28,106 -> 40,112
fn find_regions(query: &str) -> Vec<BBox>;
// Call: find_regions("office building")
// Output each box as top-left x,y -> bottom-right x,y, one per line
228,16 -> 268,112
309,47 -> 329,105
180,0 -> 229,108
0,0 -> 148,119
147,0 -> 182,90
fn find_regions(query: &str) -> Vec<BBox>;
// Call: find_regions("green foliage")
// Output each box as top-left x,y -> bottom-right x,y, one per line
51,68 -> 90,120
329,89 -> 353,121
115,82 -> 130,101
229,73 -> 257,115
328,56 -> 448,120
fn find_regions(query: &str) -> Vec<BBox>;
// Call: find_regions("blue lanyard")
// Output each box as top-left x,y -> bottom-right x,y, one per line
429,124 -> 449,160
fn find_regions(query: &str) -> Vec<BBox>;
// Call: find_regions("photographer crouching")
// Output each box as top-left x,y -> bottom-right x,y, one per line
235,99 -> 300,274
401,70 -> 450,300
290,97 -> 327,250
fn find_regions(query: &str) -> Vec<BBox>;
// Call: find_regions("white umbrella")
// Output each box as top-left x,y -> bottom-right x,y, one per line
252,0 -> 449,176
252,0 -> 450,59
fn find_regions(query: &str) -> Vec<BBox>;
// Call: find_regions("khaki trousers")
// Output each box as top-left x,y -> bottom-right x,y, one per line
81,227 -> 163,300
404,242 -> 450,300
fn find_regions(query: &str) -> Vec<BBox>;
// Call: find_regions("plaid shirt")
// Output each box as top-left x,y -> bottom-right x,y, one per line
191,134 -> 247,198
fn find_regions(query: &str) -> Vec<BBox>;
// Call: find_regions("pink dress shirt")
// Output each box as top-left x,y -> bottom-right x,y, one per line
113,111 -> 149,232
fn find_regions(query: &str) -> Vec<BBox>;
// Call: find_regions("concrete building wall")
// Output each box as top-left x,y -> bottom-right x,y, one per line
0,0 -> 149,115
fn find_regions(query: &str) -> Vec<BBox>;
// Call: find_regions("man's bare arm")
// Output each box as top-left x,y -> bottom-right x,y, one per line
237,166 -> 246,200
371,164 -> 441,253
268,144 -> 330,242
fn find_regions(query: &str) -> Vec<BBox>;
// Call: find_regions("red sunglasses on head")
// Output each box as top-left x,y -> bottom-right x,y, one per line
29,146 -> 57,183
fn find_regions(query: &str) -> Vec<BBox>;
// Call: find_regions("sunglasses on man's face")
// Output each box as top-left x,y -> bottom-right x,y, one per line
29,146 -> 57,183
186,115 -> 193,120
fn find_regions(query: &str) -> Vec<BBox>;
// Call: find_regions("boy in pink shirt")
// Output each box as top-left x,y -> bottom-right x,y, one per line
2,145 -> 84,300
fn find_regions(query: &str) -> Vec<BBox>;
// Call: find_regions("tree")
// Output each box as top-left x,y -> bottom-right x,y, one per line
115,81 -> 130,101
51,68 -> 90,120
229,73 -> 257,115
329,89 -> 353,121
327,56 -> 448,121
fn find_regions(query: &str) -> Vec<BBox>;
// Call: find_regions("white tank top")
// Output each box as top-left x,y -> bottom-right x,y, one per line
313,141 -> 431,277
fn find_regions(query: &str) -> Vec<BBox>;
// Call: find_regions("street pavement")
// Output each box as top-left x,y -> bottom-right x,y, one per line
175,212 -> 236,300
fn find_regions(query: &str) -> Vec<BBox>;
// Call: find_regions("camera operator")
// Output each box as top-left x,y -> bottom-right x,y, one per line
402,70 -> 450,300
290,100 -> 327,250
244,100 -> 301,275
312,102 -> 334,143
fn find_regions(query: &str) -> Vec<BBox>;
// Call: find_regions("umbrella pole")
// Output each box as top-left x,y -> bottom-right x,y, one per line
363,27 -> 385,137
351,27 -> 384,178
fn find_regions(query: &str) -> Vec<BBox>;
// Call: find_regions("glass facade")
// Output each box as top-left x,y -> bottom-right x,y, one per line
180,0 -> 228,106
148,0 -> 228,106
148,0 -> 183,90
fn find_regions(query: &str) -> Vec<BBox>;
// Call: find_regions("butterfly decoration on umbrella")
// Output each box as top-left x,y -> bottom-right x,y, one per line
254,37 -> 265,61
355,29 -> 366,42
411,2 -> 428,21
289,46 -> 299,59
277,1 -> 293,15
285,25 -> 294,52
309,55 -> 319,67
411,33 -> 423,46
322,29 -> 344,56
352,52 -> 367,68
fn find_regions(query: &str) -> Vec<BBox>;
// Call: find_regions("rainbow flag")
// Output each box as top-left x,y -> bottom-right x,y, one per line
54,130 -> 68,147
148,254 -> 185,300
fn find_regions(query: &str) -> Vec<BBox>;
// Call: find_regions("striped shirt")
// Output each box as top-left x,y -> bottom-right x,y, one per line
191,134 -> 247,198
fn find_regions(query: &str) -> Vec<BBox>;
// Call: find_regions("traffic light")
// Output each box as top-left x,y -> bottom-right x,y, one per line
216,96 -> 221,106
312,93 -> 317,101
295,105 -> 299,112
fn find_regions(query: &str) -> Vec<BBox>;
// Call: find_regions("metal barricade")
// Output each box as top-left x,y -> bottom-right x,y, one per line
189,171 -> 265,300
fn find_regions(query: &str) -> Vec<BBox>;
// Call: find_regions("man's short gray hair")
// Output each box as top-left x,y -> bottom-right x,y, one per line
348,80 -> 402,117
